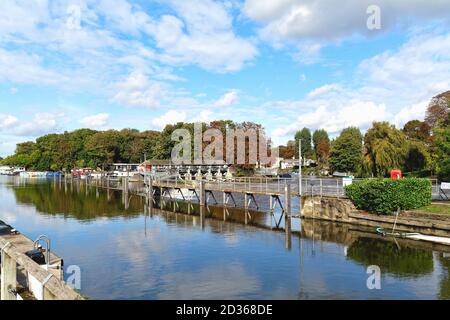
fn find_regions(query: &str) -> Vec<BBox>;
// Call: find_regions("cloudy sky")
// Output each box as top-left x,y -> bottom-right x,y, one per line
1,0 -> 450,157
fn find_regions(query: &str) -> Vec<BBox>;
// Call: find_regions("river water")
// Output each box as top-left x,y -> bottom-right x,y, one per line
0,176 -> 449,300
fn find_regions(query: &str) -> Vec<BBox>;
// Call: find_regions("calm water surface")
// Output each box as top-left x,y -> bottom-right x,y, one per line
1,176 -> 449,300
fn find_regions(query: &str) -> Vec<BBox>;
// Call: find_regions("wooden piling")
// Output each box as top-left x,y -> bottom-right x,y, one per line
1,247 -> 17,300
199,181 -> 206,206
284,184 -> 291,218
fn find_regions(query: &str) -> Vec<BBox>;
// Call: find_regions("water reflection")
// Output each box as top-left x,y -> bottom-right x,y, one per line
10,179 -> 142,221
1,177 -> 450,300
347,238 -> 433,278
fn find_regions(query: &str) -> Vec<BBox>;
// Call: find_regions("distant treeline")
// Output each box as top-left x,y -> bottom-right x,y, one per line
1,120 -> 264,172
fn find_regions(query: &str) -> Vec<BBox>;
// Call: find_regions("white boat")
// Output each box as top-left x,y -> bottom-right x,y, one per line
20,171 -> 48,179
0,166 -> 12,175
112,164 -> 143,182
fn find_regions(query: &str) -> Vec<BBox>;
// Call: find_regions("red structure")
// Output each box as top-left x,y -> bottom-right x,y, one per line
390,170 -> 402,179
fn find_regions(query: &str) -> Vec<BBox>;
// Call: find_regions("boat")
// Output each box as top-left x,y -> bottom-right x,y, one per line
111,164 -> 143,182
71,168 -> 103,179
376,227 -> 450,246
0,166 -> 26,176
19,171 -> 48,179
376,208 -> 450,246
46,172 -> 64,178
0,166 -> 12,175
12,167 -> 26,175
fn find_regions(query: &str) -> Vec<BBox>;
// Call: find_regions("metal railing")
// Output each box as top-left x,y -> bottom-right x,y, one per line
66,175 -> 445,200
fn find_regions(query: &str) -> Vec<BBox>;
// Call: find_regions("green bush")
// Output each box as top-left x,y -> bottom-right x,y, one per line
345,178 -> 432,215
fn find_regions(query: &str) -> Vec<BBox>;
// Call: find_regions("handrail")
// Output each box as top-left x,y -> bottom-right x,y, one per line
0,237 -> 82,300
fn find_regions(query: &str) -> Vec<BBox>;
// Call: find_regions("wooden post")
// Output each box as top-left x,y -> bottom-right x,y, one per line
284,184 -> 292,250
148,175 -> 153,199
199,205 -> 205,230
284,184 -> 291,218
1,249 -> 17,300
199,181 -> 206,206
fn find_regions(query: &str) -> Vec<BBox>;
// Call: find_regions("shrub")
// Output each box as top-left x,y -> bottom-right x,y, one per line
345,178 -> 432,215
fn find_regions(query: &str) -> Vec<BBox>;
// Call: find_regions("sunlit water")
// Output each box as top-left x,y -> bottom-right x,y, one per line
0,176 -> 449,300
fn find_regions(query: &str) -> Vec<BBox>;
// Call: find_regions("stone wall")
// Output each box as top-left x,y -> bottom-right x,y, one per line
301,196 -> 356,222
300,196 -> 450,235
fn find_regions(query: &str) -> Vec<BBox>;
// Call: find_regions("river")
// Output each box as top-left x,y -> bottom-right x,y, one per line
0,176 -> 449,300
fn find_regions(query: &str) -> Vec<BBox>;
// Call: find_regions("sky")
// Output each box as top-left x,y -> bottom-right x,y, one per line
0,0 -> 450,157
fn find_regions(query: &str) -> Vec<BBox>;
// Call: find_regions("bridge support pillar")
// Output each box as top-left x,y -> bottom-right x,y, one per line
199,181 -> 206,206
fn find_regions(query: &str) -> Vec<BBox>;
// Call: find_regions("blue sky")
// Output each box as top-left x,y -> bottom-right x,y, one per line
1,0 -> 450,157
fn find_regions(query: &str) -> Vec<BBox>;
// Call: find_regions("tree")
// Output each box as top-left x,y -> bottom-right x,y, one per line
433,123 -> 450,181
313,129 -> 330,167
404,141 -> 431,174
295,128 -> 312,159
425,91 -> 450,128
363,122 -> 409,177
279,140 -> 296,159
329,127 -> 363,175
403,120 -> 431,143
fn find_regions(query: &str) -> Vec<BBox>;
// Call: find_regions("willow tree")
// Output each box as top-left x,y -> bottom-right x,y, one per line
363,122 -> 409,177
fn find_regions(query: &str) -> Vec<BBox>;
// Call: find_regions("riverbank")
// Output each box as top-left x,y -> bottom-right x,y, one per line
301,196 -> 450,237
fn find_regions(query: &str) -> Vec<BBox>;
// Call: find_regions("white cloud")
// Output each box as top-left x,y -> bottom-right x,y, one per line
270,31 -> 450,143
190,110 -> 214,123
0,48 -> 67,85
244,0 -> 450,43
307,83 -> 340,99
0,115 -> 18,128
357,33 -> 450,106
147,0 -> 258,72
151,110 -> 187,129
394,100 -> 429,129
80,113 -> 109,128
1,113 -> 61,137
273,100 -> 389,139
113,73 -> 166,108
214,90 -> 239,108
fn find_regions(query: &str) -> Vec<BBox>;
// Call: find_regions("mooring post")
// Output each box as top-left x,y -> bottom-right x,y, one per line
1,248 -> 17,300
284,184 -> 292,249
284,184 -> 291,218
148,175 -> 153,199
123,176 -> 129,194
199,205 -> 205,230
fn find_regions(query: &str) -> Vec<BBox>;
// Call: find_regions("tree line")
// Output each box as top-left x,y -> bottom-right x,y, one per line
279,91 -> 449,180
0,120 -> 266,172
2,92 -> 448,180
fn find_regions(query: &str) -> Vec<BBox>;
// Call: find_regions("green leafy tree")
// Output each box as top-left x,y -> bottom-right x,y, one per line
433,125 -> 450,181
295,128 -> 312,159
329,127 -> 363,175
363,122 -> 409,177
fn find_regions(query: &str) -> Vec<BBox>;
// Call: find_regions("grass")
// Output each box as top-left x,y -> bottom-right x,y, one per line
414,204 -> 450,215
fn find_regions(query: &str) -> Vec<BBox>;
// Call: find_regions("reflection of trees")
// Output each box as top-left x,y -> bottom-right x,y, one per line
439,255 -> 450,300
12,183 -> 142,221
347,238 -> 433,278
